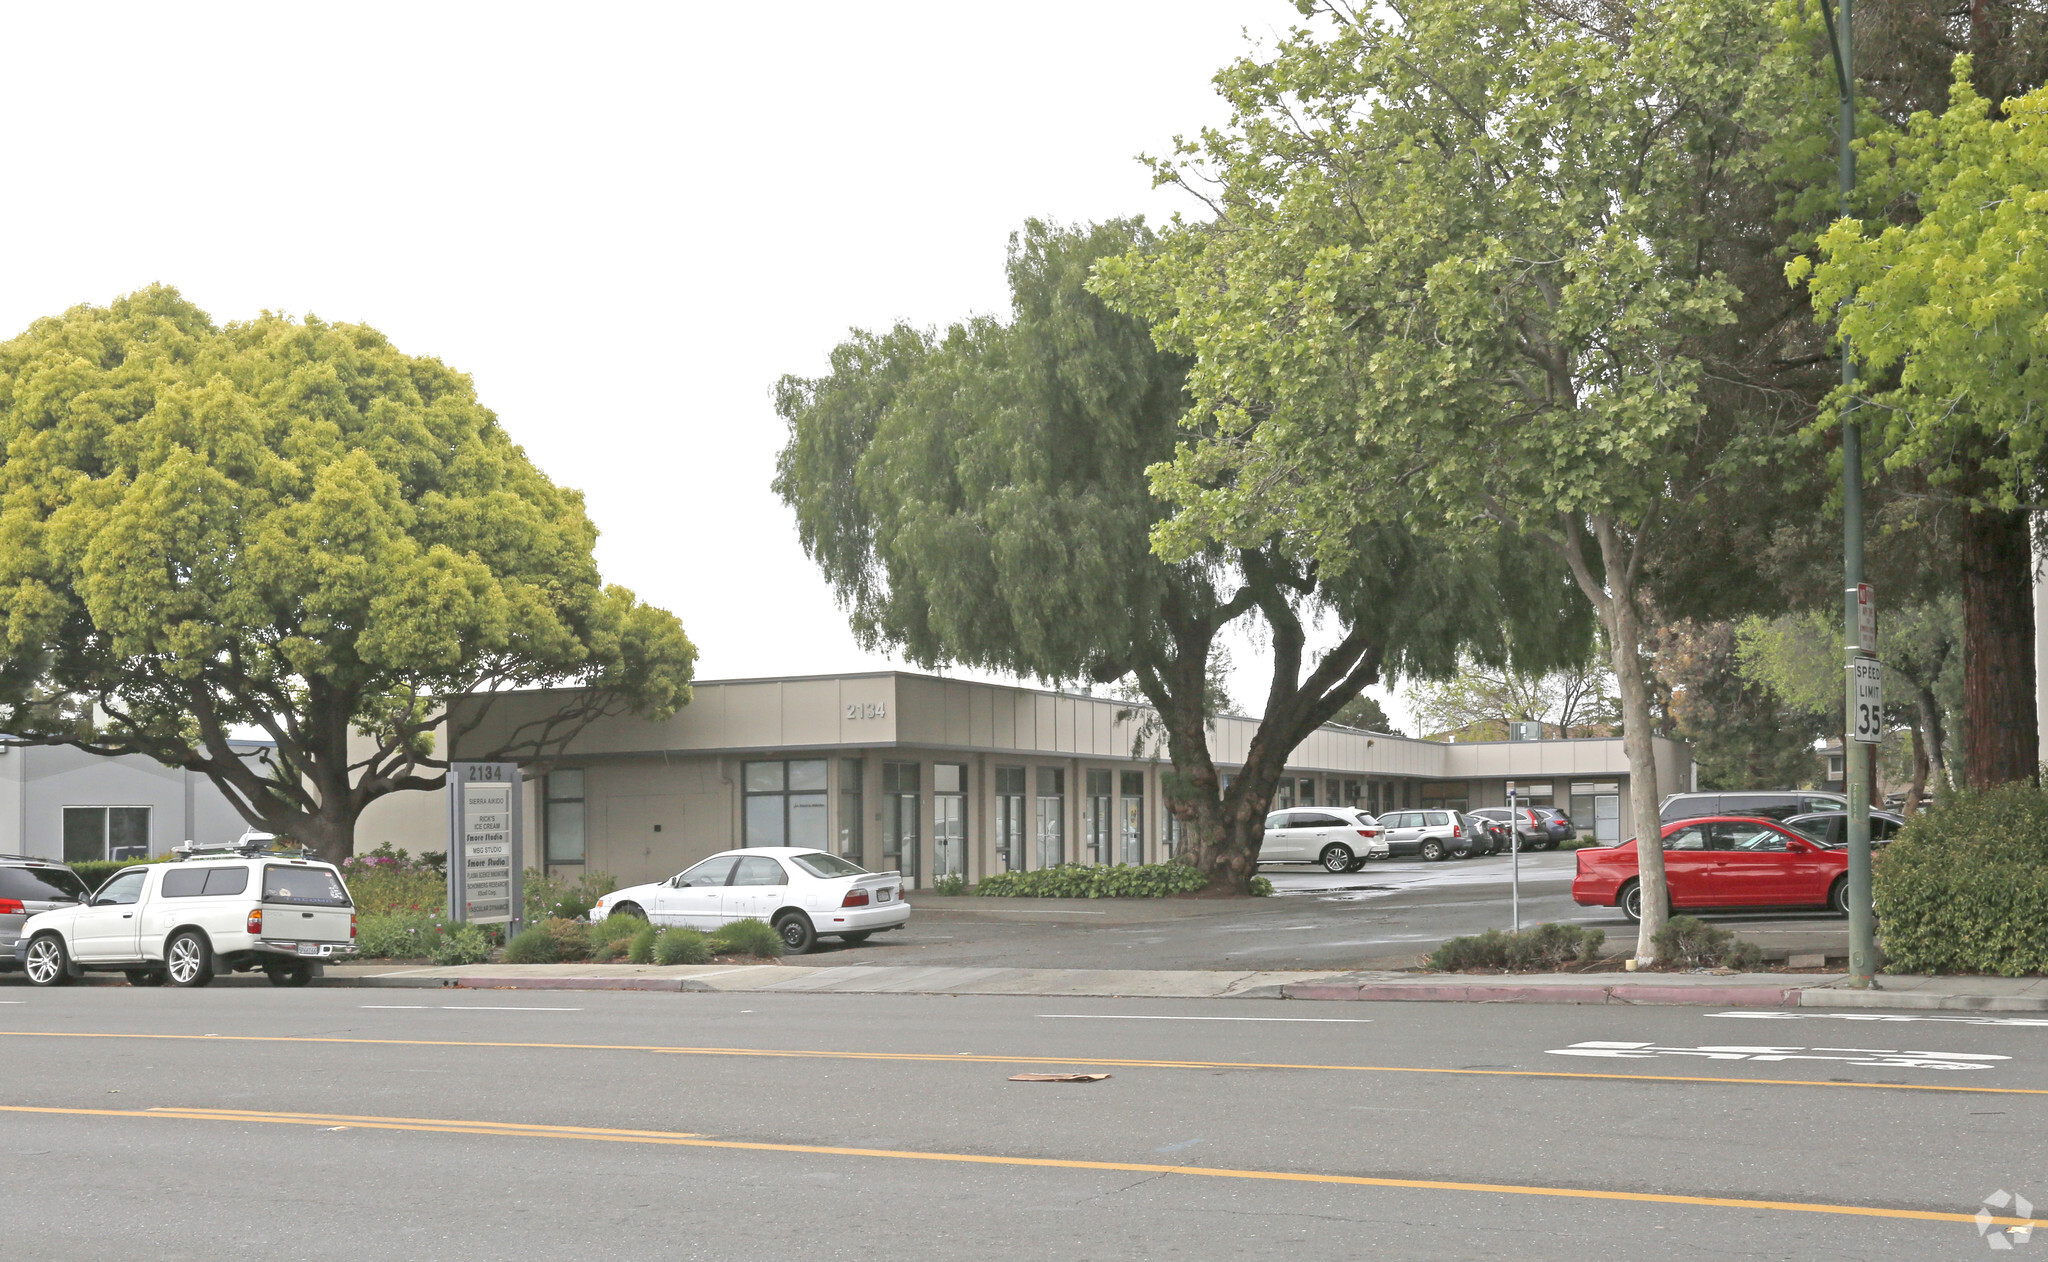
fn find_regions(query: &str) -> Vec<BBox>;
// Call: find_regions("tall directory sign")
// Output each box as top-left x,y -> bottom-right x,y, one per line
448,762 -> 522,929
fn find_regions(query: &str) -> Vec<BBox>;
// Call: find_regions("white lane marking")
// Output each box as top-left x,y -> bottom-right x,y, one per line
1155,1138 -> 1206,1153
976,909 -> 1107,915
359,1005 -> 583,1011
0,1001 -> 23,1004
1039,1014 -> 1372,1023
1550,1040 -> 2008,1070
1709,1010 -> 2048,1027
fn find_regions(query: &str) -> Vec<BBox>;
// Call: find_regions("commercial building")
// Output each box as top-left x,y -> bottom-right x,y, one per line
0,740 -> 269,862
442,672 -> 1692,890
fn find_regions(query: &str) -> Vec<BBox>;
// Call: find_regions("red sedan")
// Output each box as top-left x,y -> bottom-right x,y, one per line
1572,816 -> 1850,922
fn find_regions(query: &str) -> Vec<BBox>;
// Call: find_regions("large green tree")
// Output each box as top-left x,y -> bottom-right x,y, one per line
1794,65 -> 2048,785
0,287 -> 697,865
775,220 -> 1580,891
1094,0 -> 1800,958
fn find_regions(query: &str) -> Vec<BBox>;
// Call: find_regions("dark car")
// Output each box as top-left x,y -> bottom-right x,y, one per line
0,856 -> 91,969
1659,791 -> 1849,825
1534,809 -> 1577,846
1782,810 -> 1907,848
1462,814 -> 1502,857
1467,807 -> 1548,850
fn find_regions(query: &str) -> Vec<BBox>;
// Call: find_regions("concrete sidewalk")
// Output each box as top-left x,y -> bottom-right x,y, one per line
322,961 -> 2048,1011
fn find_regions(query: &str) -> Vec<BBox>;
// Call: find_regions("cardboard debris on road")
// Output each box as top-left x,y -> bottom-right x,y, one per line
1008,1072 -> 1112,1083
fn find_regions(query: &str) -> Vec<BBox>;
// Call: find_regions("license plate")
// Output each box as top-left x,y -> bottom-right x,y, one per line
296,943 -> 318,957
877,889 -> 891,902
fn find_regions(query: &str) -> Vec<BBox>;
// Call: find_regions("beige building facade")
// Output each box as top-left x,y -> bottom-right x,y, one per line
409,672 -> 1692,890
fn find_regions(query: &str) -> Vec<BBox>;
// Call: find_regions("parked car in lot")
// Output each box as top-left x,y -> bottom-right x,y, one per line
1572,816 -> 1850,922
16,844 -> 357,987
1782,810 -> 1907,848
0,856 -> 90,971
1463,813 -> 1504,856
591,847 -> 909,953
1376,809 -> 1470,861
1467,807 -> 1547,850
1258,808 -> 1388,872
1659,791 -> 1848,825
1534,809 -> 1578,846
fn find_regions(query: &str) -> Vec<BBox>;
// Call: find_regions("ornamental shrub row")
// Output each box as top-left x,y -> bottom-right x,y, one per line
1427,923 -> 1605,972
974,862 -> 1213,899
1874,783 -> 2048,975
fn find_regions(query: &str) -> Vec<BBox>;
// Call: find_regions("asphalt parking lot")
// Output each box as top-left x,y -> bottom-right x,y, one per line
4,985 -> 2037,1259
778,849 -> 1853,971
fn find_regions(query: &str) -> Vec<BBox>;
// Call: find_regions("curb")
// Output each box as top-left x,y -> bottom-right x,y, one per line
1799,989 -> 2048,1013
1280,983 -> 1801,1007
351,975 -> 697,992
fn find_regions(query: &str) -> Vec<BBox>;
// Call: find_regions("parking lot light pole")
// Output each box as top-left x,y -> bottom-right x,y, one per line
1818,0 -> 1877,987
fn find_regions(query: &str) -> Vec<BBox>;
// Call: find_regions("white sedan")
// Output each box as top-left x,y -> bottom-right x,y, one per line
590,847 -> 909,953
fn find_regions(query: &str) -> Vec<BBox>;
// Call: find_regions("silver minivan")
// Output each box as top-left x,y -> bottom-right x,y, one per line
0,856 -> 91,969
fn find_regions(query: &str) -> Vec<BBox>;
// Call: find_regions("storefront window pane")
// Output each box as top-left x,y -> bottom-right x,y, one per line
838,759 -> 864,858
746,795 -> 787,845
547,801 -> 586,863
1035,767 -> 1064,868
789,760 -> 827,792
788,793 -> 828,847
744,761 -> 785,793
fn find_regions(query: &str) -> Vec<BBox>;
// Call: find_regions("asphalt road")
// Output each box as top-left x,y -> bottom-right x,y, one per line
788,850 -> 1853,970
4,986 -> 2039,1259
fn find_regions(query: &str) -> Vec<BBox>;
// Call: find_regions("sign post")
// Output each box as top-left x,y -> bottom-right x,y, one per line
448,762 -> 523,935
1506,781 -> 1520,933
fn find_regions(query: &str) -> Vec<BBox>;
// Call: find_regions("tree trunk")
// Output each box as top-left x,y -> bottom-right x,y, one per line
1556,515 -> 1667,962
1915,683 -> 1948,790
293,813 -> 359,869
1959,505 -> 2037,787
1904,719 -> 1928,818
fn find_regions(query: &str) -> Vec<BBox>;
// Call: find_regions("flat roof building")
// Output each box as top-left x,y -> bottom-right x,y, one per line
437,671 -> 1690,890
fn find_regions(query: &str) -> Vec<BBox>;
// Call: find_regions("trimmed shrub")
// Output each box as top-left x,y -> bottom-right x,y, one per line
627,922 -> 659,964
974,862 -> 1211,899
71,856 -> 171,890
930,873 -> 967,896
1249,876 -> 1274,897
429,922 -> 495,966
653,927 -> 712,966
1428,923 -> 1605,972
588,915 -> 641,957
356,912 -> 446,960
710,918 -> 784,958
1650,916 -> 1766,971
1876,783 -> 2048,975
503,925 -> 561,964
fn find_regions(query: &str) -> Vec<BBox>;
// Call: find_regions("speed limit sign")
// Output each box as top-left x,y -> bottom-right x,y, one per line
1851,658 -> 1883,745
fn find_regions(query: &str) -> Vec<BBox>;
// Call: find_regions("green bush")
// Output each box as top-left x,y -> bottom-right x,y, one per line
523,869 -> 620,923
355,912 -> 447,959
503,925 -> 561,964
1875,783 -> 2048,975
627,922 -> 659,964
429,922 -> 495,966
974,862 -> 1212,899
1427,923 -> 1605,972
1249,875 -> 1274,897
930,873 -> 967,896
71,856 -> 171,890
653,927 -> 713,965
1650,915 -> 1765,970
709,918 -> 784,958
588,915 -> 642,956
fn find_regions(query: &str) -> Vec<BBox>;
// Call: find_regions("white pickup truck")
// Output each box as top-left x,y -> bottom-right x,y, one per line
14,849 -> 357,987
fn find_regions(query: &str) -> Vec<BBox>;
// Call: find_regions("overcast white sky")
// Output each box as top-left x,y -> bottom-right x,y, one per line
0,1 -> 1412,728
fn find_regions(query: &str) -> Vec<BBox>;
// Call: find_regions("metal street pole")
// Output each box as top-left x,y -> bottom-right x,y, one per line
1508,782 -> 1521,933
1819,0 -> 1877,986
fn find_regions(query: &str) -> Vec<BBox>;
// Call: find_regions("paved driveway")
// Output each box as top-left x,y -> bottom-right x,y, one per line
786,850 -> 1852,971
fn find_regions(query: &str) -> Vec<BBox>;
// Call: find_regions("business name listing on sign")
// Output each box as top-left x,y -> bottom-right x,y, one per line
462,781 -> 514,923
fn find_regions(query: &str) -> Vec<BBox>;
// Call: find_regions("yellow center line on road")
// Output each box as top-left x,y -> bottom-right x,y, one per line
2,1028 -> 2045,1096
1,1102 -> 2035,1232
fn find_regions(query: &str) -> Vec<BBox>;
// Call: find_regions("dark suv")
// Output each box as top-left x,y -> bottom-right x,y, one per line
0,856 -> 90,969
1659,791 -> 1849,825
1534,809 -> 1578,846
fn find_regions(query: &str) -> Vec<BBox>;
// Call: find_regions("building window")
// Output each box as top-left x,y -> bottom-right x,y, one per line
63,806 -> 150,863
1084,769 -> 1112,865
933,762 -> 966,881
1035,767 -> 1065,868
1274,779 -> 1294,810
1342,779 -> 1362,811
545,770 -> 586,865
1120,771 -> 1145,865
744,759 -> 829,848
995,766 -> 1026,872
838,759 -> 863,858
1163,806 -> 1180,859
883,762 -> 920,884
1421,782 -> 1470,812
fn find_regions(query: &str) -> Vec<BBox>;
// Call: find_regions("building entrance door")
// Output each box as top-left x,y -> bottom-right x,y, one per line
1594,795 -> 1620,844
933,763 -> 966,883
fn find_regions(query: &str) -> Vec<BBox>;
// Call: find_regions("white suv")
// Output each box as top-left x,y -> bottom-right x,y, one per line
14,846 -> 357,988
1257,808 -> 1388,872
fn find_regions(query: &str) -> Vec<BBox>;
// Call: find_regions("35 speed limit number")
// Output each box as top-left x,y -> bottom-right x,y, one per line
1851,658 -> 1883,745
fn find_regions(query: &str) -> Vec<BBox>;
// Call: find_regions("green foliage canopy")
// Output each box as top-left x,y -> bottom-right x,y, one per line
0,286 -> 696,860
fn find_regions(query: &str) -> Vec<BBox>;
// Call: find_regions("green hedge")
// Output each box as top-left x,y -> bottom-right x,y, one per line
974,862 -> 1212,899
1875,784 -> 2048,975
70,856 -> 171,889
